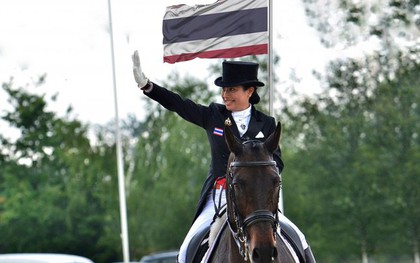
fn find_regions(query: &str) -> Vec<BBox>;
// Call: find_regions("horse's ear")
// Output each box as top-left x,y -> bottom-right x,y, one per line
224,125 -> 243,155
264,122 -> 281,153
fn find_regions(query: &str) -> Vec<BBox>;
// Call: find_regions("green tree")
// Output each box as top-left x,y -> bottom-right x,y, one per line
302,0 -> 418,51
0,77 -> 124,262
291,1 -> 419,261
371,60 -> 419,261
281,52 -> 419,262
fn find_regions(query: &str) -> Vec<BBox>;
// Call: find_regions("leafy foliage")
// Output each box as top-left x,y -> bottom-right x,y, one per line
0,79 -> 122,263
294,1 -> 419,260
282,51 -> 419,261
302,0 -> 419,49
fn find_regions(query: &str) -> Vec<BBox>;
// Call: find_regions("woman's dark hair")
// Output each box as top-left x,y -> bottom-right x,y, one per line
244,85 -> 260,105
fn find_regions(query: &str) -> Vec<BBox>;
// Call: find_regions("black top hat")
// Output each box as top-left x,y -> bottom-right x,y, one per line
214,61 -> 265,87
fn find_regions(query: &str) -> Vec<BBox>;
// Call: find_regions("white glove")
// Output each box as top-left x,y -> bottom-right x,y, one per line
132,50 -> 149,88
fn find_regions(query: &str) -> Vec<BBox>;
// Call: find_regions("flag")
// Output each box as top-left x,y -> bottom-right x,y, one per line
163,0 -> 268,64
213,127 -> 224,136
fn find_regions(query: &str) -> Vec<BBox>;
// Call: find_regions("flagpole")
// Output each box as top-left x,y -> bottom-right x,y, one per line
268,0 -> 274,117
107,0 -> 130,262
267,0 -> 284,213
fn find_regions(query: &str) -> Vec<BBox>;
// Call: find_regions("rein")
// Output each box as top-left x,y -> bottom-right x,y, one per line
227,159 -> 279,261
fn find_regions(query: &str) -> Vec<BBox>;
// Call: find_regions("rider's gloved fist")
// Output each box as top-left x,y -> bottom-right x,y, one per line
132,50 -> 149,89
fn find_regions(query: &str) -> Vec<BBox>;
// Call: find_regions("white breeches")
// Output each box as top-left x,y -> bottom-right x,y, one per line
178,189 -> 226,263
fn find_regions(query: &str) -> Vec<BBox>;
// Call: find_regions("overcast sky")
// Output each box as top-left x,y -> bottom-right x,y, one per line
0,0 -> 330,134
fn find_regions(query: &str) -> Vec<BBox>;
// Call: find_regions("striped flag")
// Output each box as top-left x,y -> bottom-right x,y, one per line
163,0 -> 268,64
213,127 -> 224,136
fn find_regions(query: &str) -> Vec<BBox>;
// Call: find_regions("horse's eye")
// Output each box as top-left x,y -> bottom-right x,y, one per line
232,179 -> 245,190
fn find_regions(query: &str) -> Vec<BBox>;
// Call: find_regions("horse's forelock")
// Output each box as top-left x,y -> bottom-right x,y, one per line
240,140 -> 271,161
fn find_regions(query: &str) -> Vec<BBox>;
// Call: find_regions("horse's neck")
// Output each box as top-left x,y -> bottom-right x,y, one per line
209,222 -> 296,263
209,225 -> 244,263
226,228 -> 245,263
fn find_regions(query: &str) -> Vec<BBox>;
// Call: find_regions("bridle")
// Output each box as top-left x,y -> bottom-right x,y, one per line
227,158 -> 279,261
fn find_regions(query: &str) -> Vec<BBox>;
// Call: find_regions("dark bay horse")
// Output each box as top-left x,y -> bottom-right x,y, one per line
208,122 -> 296,263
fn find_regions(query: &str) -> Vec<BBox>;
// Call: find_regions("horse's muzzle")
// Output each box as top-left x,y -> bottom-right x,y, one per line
251,245 -> 278,263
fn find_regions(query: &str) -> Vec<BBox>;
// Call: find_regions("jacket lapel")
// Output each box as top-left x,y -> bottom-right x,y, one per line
222,109 -> 241,138
244,117 -> 263,140
243,107 -> 264,140
228,113 -> 241,138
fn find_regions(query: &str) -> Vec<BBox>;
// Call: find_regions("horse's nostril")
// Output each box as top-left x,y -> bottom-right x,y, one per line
252,247 -> 261,261
272,246 -> 278,259
252,247 -> 277,262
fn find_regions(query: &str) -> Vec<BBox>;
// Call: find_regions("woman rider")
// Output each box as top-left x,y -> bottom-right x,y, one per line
132,50 -> 315,263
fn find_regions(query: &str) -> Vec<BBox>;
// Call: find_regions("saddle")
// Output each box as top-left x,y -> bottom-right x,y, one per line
185,225 -> 210,263
186,214 -> 306,263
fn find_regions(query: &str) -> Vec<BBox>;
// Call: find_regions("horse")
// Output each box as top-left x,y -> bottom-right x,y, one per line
206,122 -> 297,263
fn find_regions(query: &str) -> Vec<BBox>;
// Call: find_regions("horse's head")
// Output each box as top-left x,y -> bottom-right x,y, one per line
224,122 -> 282,263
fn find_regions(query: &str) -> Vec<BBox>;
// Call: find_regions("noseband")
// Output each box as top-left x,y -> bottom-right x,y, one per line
227,159 -> 279,261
